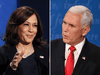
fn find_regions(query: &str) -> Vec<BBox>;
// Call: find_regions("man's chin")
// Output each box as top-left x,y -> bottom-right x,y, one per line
63,38 -> 70,44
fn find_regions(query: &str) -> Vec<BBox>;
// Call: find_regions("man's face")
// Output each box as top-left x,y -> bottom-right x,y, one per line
62,11 -> 89,46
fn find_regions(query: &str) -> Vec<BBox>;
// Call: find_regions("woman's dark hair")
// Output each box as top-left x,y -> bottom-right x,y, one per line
4,6 -> 46,49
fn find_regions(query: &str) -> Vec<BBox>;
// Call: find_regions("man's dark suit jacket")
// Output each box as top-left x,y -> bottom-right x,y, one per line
0,45 -> 48,75
51,38 -> 100,75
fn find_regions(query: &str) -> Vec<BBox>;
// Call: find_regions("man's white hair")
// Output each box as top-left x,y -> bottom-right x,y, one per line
68,5 -> 93,28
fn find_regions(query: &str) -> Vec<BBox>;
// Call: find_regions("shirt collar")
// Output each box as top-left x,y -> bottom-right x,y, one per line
75,38 -> 86,54
65,43 -> 71,51
65,38 -> 86,53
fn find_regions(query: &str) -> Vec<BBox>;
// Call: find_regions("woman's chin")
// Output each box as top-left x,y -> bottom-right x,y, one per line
20,40 -> 33,45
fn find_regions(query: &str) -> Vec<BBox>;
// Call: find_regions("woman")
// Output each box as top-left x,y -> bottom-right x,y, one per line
0,6 -> 48,75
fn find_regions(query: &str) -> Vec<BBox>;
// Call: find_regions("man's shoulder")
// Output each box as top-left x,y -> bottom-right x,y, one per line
85,39 -> 100,56
51,38 -> 63,45
51,38 -> 65,50
86,40 -> 100,50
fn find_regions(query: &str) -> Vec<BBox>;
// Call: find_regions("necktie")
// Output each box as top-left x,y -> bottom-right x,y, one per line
65,46 -> 76,75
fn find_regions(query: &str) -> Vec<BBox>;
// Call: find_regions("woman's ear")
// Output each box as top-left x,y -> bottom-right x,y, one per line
82,26 -> 90,37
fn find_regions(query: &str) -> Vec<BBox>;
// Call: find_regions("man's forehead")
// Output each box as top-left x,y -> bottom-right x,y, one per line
63,11 -> 82,26
64,11 -> 82,20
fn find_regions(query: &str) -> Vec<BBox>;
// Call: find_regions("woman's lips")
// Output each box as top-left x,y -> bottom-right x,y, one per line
26,35 -> 34,38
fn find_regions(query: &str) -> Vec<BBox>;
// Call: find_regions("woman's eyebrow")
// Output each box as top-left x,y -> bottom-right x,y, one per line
24,21 -> 38,25
24,21 -> 30,23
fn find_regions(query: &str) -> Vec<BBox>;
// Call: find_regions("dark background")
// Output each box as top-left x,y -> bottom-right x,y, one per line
0,0 -> 49,46
19,0 -> 49,43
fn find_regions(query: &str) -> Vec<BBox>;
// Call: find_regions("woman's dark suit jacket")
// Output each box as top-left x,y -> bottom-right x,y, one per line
0,45 -> 48,75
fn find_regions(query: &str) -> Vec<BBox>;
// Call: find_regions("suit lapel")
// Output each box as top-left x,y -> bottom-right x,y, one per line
61,40 -> 65,75
73,39 -> 90,75
34,46 -> 48,75
34,46 -> 48,68
57,39 -> 65,75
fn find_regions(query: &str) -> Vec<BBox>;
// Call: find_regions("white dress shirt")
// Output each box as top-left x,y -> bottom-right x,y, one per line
65,38 -> 86,68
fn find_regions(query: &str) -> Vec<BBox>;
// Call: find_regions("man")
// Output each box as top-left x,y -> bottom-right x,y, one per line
51,5 -> 100,75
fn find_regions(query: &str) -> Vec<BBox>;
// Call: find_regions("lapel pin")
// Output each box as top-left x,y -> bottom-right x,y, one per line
82,57 -> 86,60
39,56 -> 44,59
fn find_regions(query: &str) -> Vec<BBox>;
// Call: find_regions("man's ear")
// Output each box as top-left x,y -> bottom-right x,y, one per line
82,26 -> 90,37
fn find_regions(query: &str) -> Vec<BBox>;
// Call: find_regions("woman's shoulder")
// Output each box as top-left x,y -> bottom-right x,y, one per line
0,45 -> 16,59
42,44 -> 48,50
0,46 -> 6,54
34,43 -> 49,60
0,45 -> 13,52
0,46 -> 9,63
35,43 -> 48,52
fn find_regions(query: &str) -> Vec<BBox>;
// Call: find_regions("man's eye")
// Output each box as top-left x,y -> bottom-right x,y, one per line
63,21 -> 66,24
70,24 -> 74,27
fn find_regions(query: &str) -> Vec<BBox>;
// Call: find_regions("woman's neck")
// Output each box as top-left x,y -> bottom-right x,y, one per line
16,42 -> 34,55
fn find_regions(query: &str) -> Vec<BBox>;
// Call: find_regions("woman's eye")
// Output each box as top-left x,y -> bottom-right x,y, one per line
33,25 -> 38,27
24,24 -> 29,26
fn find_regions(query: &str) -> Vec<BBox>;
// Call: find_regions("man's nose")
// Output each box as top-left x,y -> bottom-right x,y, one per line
63,24 -> 69,32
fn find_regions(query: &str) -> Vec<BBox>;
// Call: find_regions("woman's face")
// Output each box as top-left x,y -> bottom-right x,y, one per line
18,14 -> 38,44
